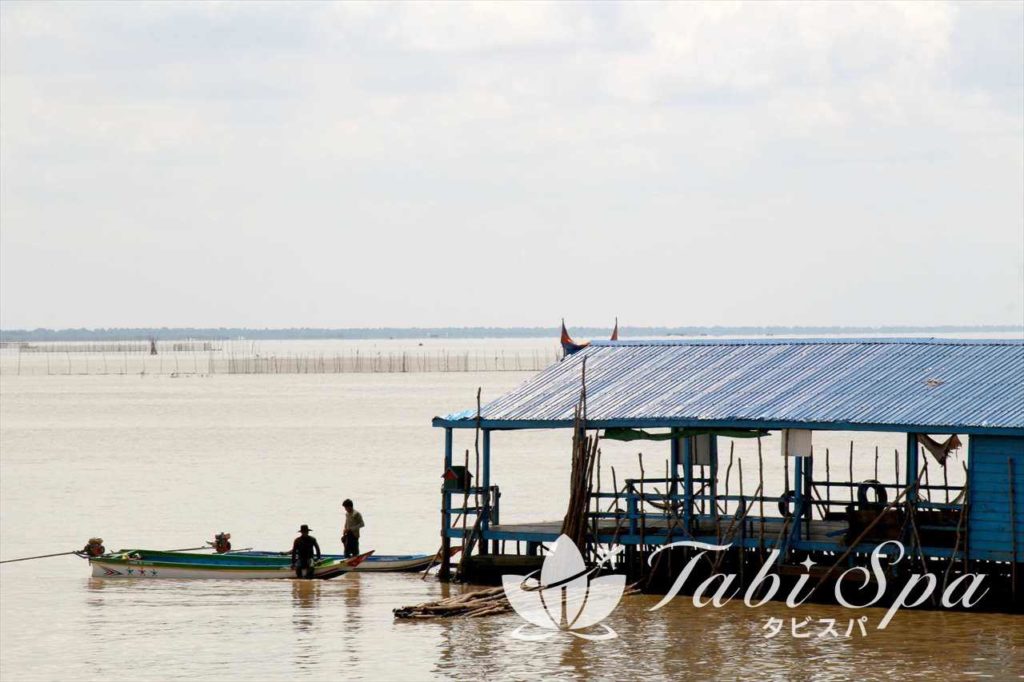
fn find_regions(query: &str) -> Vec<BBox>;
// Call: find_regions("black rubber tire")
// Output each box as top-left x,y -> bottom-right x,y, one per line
777,489 -> 795,518
857,480 -> 888,508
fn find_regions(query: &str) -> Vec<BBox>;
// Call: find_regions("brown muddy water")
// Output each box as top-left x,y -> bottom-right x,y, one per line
1,348 -> 1022,680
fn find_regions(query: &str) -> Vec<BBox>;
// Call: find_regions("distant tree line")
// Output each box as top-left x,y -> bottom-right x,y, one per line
1,325 -> 1021,342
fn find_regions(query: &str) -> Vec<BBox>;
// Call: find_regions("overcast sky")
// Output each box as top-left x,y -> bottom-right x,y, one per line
1,1 -> 1021,329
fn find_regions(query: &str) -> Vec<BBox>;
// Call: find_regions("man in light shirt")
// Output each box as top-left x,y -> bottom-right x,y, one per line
341,498 -> 365,558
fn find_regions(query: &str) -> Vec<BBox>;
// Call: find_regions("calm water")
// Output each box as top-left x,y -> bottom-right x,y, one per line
1,349 -> 1021,680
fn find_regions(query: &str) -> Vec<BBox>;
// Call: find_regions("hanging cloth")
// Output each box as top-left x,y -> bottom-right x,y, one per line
916,433 -> 962,466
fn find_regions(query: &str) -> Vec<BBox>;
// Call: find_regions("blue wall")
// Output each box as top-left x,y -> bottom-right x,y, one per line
968,435 -> 1024,562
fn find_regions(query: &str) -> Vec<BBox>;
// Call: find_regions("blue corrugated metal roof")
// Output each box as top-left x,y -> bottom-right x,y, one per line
435,338 -> 1024,434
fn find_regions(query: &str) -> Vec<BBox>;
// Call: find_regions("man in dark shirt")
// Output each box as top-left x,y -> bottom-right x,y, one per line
291,524 -> 321,579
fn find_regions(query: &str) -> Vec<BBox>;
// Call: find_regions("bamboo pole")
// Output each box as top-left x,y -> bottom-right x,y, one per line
0,550 -> 79,564
825,448 -> 831,509
894,448 -> 900,490
849,441 -> 855,502
724,444 -> 734,518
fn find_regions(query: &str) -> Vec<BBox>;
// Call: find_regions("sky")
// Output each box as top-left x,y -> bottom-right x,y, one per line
1,1 -> 1022,329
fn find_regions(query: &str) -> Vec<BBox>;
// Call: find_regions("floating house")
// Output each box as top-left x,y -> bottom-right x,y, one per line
432,338 -> 1024,609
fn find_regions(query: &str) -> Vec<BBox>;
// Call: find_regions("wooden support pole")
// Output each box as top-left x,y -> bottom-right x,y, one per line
440,428 -> 453,582
724,443 -> 734,518
825,448 -> 831,508
848,441 -> 855,502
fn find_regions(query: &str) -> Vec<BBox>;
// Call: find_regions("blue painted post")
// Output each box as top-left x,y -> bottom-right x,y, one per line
682,436 -> 694,535
440,428 -> 453,581
709,436 -> 719,519
803,450 -> 814,539
482,429 -> 492,540
670,430 -> 681,499
906,433 -> 919,506
792,455 -> 804,542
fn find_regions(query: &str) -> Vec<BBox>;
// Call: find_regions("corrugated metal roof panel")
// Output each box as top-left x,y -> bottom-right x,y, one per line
438,338 -> 1024,431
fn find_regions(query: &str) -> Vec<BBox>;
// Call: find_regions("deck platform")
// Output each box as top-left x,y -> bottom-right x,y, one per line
456,516 -> 960,558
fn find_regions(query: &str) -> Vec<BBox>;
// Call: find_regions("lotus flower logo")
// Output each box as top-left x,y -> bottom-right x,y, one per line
502,535 -> 625,641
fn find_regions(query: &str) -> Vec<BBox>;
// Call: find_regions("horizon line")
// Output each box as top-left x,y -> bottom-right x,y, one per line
2,324 -> 1022,343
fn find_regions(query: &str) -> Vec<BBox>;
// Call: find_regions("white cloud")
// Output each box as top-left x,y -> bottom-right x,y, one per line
0,0 -> 1020,328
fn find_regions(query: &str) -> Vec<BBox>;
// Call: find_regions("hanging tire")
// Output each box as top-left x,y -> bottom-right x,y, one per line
857,480 -> 888,508
777,489 -> 795,518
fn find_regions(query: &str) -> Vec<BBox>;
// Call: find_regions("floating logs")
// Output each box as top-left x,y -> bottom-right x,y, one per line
394,583 -> 642,620
394,586 -> 510,619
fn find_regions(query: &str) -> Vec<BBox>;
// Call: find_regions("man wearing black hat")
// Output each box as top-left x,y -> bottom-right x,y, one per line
290,524 -> 321,579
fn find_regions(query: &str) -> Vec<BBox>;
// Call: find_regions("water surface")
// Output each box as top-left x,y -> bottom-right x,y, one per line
1,348 -> 1020,680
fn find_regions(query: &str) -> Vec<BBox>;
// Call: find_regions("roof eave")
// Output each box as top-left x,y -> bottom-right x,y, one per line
431,416 -> 1024,437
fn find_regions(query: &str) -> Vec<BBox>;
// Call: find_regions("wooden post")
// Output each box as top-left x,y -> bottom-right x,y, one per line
440,428 -> 453,582
906,433 -> 919,506
848,441 -> 855,503
825,448 -> 831,509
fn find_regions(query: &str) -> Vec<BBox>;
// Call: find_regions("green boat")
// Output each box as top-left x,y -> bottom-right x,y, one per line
88,549 -> 373,579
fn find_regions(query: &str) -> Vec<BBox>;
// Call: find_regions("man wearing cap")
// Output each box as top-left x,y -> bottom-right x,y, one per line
341,499 -> 365,558
290,524 -> 321,578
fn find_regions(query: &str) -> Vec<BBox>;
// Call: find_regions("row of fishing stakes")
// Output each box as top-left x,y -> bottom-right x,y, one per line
2,349 -> 561,376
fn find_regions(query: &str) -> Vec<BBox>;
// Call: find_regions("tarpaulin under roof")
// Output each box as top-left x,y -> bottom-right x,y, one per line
432,338 -> 1024,435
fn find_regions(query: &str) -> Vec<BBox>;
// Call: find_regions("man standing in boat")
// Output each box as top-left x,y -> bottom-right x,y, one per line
341,499 -> 365,558
291,524 -> 321,578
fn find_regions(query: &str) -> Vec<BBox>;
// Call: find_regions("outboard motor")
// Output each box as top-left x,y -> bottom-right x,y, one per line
212,532 -> 232,553
82,537 -> 106,557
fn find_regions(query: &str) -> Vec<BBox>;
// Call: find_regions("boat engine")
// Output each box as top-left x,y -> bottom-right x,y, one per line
212,532 -> 232,553
82,537 -> 106,557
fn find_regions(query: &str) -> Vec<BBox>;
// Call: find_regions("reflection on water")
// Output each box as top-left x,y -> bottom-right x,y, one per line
292,580 -> 320,623
6,548 -> 1024,680
2,370 -> 1022,680
292,580 -> 321,671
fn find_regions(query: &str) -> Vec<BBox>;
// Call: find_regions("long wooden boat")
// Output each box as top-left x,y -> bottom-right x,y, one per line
233,547 -> 460,573
88,549 -> 373,579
